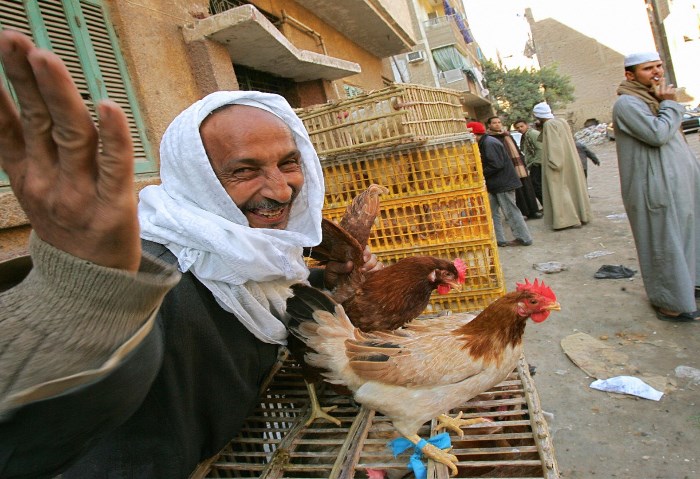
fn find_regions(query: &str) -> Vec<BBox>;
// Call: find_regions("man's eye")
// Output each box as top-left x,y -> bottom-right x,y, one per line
280,158 -> 302,171
229,167 -> 257,179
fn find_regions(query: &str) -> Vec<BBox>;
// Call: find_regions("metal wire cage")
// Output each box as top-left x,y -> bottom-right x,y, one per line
297,84 -> 467,157
192,349 -> 560,479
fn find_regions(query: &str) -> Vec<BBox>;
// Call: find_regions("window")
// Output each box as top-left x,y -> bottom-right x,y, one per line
343,84 -> 364,98
233,64 -> 297,107
0,0 -> 155,188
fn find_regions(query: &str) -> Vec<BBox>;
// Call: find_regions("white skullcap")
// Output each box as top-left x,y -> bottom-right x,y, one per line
532,102 -> 554,119
623,51 -> 661,67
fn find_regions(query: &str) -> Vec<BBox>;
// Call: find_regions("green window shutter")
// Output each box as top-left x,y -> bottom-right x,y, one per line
0,0 -> 155,188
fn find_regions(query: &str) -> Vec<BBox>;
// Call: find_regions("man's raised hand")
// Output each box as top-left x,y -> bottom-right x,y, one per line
0,30 -> 140,272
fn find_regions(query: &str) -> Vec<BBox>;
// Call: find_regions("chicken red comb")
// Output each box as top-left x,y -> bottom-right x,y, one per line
453,258 -> 466,283
516,278 -> 556,300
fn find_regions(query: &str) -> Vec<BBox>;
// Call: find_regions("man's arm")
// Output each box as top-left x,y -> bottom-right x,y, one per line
613,78 -> 684,147
0,30 -> 179,476
582,144 -> 600,165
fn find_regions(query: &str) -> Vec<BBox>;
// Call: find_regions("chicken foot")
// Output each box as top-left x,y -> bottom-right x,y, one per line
303,381 -> 341,427
436,412 -> 492,438
404,433 -> 458,476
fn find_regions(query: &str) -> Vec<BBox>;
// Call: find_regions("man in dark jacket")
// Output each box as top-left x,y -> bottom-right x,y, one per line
575,140 -> 601,180
468,121 -> 533,247
0,31 -> 380,479
486,116 -> 542,219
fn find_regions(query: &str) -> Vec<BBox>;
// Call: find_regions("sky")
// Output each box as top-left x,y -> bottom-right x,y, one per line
460,0 -> 657,70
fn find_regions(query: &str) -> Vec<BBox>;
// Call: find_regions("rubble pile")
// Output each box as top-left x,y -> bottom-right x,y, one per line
574,123 -> 610,146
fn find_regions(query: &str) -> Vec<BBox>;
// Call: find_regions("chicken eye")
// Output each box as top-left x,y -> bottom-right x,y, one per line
529,299 -> 538,305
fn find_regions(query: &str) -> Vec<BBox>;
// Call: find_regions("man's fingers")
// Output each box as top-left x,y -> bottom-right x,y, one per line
96,101 -> 134,199
0,71 -> 23,176
27,48 -> 98,179
0,32 -> 28,174
0,30 -> 55,170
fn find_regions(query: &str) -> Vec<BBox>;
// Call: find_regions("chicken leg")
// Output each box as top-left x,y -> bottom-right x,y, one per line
436,412 -> 492,438
404,433 -> 458,476
303,381 -> 341,427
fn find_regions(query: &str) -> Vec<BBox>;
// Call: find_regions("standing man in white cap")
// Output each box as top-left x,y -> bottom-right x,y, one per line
532,101 -> 591,230
0,30 -> 381,477
613,51 -> 700,322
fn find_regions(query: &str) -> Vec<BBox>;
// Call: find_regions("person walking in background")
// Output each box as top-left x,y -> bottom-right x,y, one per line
575,140 -> 601,180
613,51 -> 700,322
486,116 -> 542,219
513,119 -> 544,206
532,102 -> 592,230
468,121 -> 533,247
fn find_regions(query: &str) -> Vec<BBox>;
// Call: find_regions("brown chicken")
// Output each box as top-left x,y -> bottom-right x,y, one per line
295,186 -> 466,426
308,184 -> 466,331
286,279 -> 560,475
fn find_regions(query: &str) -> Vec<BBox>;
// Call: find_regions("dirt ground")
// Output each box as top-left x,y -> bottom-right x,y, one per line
496,137 -> 700,478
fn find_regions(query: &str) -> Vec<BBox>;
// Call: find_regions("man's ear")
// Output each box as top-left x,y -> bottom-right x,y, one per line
624,70 -> 636,81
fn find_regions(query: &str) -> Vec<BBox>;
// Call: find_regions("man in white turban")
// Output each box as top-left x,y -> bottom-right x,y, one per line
613,51 -> 700,322
532,101 -> 591,230
0,31 -> 379,477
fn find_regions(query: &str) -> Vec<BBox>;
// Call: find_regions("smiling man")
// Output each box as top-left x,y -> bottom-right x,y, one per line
200,105 -> 304,229
613,51 -> 700,322
0,31 -> 380,479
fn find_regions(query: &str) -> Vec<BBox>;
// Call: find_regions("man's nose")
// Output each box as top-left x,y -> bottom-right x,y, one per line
261,170 -> 293,203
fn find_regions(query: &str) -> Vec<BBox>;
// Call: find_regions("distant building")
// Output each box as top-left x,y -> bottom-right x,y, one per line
525,0 -> 699,130
384,0 -> 493,121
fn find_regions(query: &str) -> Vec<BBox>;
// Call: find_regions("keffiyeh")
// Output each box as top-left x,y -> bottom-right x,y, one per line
138,91 -> 324,344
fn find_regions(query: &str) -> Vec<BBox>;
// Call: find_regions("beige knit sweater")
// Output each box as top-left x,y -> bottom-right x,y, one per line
0,233 -> 180,416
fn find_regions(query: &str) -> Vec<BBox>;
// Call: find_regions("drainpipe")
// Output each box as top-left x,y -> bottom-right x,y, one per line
280,10 -> 327,55
646,0 -> 676,86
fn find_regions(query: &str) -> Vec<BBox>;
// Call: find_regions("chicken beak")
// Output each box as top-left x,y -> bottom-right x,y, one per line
448,280 -> 463,292
545,301 -> 561,311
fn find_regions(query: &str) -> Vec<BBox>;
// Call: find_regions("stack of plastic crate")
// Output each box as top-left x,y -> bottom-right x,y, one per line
320,135 -> 505,313
299,84 -> 505,313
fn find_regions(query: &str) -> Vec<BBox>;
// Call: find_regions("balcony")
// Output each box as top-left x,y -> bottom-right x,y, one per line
183,5 -> 361,82
437,69 -> 491,108
294,0 -> 414,57
424,15 -> 469,52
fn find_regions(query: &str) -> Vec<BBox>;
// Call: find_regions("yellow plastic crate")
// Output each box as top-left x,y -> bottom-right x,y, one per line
298,84 -> 467,157
374,240 -> 505,313
324,189 -> 492,253
425,287 -> 506,314
321,135 -> 482,209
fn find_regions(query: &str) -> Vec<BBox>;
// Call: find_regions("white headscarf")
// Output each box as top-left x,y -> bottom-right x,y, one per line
138,91 -> 324,344
532,101 -> 554,120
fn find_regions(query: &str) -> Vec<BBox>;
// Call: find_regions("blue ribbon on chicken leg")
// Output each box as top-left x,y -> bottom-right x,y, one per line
389,432 -> 452,479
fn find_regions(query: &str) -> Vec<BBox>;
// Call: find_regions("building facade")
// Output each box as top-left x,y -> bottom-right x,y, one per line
0,0 -> 415,260
385,0 -> 493,121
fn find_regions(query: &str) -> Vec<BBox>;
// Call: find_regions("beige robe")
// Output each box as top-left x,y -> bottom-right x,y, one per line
540,118 -> 592,229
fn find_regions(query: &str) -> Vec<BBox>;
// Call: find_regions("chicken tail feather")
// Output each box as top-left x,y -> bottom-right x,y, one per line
286,284 -> 360,388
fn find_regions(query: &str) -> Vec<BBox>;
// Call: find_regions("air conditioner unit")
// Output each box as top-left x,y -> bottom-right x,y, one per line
407,51 -> 426,63
442,69 -> 464,83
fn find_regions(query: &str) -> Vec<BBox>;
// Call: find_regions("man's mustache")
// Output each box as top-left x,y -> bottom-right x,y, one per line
243,188 -> 298,211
